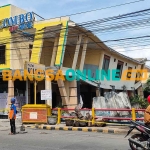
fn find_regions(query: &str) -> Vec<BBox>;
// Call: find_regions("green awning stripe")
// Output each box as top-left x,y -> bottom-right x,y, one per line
0,68 -> 10,71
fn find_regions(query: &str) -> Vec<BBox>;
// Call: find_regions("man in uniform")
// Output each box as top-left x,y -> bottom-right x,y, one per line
9,98 -> 17,135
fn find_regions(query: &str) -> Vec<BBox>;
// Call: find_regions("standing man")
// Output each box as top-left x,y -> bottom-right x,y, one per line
9,98 -> 17,135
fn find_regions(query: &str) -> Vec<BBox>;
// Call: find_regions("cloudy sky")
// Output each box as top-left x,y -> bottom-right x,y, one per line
1,0 -> 150,65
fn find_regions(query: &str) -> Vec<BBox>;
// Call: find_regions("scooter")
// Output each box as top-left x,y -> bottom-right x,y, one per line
125,120 -> 150,150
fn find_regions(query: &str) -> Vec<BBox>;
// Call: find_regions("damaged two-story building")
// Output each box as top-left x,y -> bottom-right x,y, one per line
0,4 -> 147,113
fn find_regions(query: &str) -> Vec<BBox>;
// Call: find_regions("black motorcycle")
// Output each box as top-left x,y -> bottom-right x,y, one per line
125,120 -> 150,150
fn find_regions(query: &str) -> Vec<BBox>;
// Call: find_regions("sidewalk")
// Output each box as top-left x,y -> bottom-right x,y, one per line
26,123 -> 140,134
0,119 -> 140,134
0,119 -> 22,131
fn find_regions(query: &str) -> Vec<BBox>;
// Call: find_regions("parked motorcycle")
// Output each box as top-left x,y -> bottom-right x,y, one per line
125,120 -> 150,150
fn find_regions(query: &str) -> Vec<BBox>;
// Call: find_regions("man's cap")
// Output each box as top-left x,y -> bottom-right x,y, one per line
11,98 -> 16,103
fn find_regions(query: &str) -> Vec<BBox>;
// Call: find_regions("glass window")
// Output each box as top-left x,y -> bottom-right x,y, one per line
115,61 -> 124,78
0,45 -> 6,64
102,55 -> 110,73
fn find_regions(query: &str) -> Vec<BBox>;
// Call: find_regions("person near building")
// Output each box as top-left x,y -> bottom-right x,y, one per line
9,98 -> 17,135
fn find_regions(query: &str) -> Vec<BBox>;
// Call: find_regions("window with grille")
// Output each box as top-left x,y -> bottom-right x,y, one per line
0,45 -> 6,64
115,60 -> 124,78
102,55 -> 110,73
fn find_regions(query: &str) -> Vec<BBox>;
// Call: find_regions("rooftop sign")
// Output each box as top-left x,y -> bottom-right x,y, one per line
0,12 -> 34,30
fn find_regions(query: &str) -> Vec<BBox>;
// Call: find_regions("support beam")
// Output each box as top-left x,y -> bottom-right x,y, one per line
98,52 -> 104,69
34,80 -> 37,105
60,29 -> 68,68
50,37 -> 59,66
72,35 -> 82,70
79,37 -> 88,71
55,21 -> 69,67
26,80 -> 28,104
69,80 -> 78,109
28,81 -> 30,104
7,80 -> 14,108
45,80 -> 52,107
96,88 -> 100,97
137,85 -> 144,98
30,31 -> 44,63
57,79 -> 69,107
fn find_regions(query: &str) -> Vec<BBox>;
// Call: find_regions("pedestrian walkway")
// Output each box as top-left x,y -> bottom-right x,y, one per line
0,119 -> 140,134
0,119 -> 22,131
26,123 -> 140,134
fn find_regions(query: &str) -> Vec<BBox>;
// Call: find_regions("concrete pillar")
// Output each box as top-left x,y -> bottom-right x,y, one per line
26,80 -> 28,104
57,79 -> 69,107
79,37 -> 88,71
50,37 -> 59,66
60,31 -> 68,69
28,81 -> 30,104
137,86 -> 144,98
69,80 -> 78,109
72,35 -> 82,70
96,88 -> 100,97
45,80 -> 52,107
7,80 -> 14,108
98,52 -> 104,69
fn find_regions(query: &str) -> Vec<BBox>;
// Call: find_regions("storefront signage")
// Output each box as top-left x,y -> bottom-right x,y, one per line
0,12 -> 34,31
25,62 -> 45,74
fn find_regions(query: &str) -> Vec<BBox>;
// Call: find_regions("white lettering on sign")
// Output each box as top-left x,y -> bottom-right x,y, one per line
41,90 -> 52,100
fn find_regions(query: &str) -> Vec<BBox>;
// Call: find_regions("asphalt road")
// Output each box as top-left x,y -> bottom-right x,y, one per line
0,128 -> 131,150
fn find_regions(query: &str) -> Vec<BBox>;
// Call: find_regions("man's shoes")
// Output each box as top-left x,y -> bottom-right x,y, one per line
8,133 -> 13,135
8,132 -> 16,135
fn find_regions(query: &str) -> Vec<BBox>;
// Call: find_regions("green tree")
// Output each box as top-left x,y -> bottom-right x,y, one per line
144,78 -> 150,93
129,95 -> 148,108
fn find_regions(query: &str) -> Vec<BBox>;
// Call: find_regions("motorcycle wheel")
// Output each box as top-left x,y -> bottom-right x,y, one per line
129,134 -> 147,150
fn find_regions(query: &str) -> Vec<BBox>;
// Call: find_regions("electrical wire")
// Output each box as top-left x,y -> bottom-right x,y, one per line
1,6 -> 150,62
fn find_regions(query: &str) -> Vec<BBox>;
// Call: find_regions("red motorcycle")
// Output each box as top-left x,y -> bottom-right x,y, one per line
125,121 -> 150,150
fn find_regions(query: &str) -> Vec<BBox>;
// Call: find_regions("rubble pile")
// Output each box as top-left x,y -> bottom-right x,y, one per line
65,105 -> 106,127
93,92 -> 132,118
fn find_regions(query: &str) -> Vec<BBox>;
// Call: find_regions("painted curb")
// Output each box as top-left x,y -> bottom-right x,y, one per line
26,125 -> 139,134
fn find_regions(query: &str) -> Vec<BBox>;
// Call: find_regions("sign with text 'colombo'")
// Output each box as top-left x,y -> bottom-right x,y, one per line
0,12 -> 34,32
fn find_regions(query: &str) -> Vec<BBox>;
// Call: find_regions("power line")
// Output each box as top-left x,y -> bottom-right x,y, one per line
1,6 -> 150,63
0,3 -> 149,43
62,0 -> 145,17
0,10 -> 149,47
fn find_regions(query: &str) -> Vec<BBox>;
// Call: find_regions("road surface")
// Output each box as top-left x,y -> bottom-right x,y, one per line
0,128 -> 131,150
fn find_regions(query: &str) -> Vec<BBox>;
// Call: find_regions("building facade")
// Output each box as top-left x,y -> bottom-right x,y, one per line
0,4 -> 146,112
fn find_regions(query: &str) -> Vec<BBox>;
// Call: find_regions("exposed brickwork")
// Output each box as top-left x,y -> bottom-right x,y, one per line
22,108 -> 47,123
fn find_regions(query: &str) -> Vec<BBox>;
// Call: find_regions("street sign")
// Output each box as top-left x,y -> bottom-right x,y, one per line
41,90 -> 52,100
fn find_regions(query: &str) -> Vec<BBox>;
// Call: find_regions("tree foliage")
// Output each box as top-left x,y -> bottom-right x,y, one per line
144,78 -> 150,93
129,95 -> 149,108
